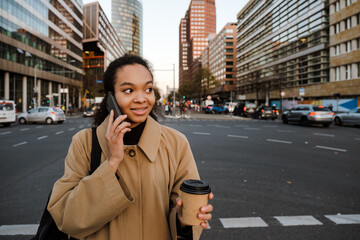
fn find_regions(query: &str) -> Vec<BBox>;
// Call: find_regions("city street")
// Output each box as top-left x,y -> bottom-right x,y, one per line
0,114 -> 359,239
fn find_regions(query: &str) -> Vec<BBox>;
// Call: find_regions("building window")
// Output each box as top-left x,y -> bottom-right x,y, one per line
335,44 -> 340,55
335,1 -> 340,11
335,67 -> 340,81
335,23 -> 340,33
345,41 -> 352,52
345,64 -> 352,79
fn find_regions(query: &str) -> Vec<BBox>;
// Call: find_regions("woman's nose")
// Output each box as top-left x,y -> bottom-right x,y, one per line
134,92 -> 146,103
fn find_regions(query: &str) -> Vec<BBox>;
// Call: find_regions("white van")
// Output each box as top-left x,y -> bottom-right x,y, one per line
0,100 -> 16,127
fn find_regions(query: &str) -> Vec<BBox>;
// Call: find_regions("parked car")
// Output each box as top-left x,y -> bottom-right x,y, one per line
204,105 -> 229,114
18,106 -> 66,124
282,104 -> 334,127
0,100 -> 17,127
333,107 -> 360,126
253,105 -> 277,120
83,106 -> 95,117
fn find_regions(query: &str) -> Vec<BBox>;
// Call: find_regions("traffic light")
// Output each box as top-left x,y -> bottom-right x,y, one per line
183,96 -> 185,99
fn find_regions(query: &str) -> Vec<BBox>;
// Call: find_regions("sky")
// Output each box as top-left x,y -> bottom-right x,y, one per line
82,0 -> 250,96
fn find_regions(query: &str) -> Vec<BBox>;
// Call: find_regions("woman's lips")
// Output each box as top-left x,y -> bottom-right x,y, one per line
131,107 -> 147,115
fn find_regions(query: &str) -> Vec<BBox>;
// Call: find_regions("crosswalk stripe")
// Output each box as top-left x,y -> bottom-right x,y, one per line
220,217 -> 268,228
274,216 -> 323,226
325,214 -> 360,224
0,224 -> 38,235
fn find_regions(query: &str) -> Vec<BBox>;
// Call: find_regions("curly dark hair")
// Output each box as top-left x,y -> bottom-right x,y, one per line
92,54 -> 158,126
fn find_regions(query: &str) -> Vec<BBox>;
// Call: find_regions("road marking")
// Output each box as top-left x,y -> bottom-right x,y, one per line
234,124 -> 248,127
20,128 -> 29,131
325,214 -> 360,224
0,131 -> 11,135
355,137 -> 360,141
314,133 -> 335,137
13,141 -> 27,147
263,125 -> 278,128
37,135 -> 48,140
0,224 -> 38,235
220,217 -> 268,228
274,216 -> 323,226
277,130 -> 296,133
315,145 -> 347,152
245,127 -> 261,130
193,132 -> 210,135
267,139 -> 292,144
56,131 -> 64,135
68,128 -> 75,131
79,125 -> 85,128
215,125 -> 230,128
227,134 -> 249,139
189,124 -> 202,127
36,126 -> 43,128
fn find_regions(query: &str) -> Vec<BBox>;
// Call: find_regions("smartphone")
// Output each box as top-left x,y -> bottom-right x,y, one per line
106,92 -> 122,122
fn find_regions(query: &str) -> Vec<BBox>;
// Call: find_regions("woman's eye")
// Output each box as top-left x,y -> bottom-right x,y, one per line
146,88 -> 153,93
123,89 -> 133,93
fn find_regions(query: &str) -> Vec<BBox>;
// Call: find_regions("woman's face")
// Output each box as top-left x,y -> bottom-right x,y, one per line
114,63 -> 155,128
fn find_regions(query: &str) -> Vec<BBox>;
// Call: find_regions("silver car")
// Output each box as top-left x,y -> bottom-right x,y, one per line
282,104 -> 334,127
18,107 -> 66,124
333,107 -> 360,126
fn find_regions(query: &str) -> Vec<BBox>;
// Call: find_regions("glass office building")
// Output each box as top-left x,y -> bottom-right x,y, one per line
112,0 -> 143,55
236,0 -> 330,105
0,0 -> 84,113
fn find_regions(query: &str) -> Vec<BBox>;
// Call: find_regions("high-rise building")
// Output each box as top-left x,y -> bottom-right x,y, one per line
179,0 -> 216,87
112,0 -> 143,56
83,2 -> 127,97
329,0 -> 360,106
0,0 -> 84,113
236,0 -> 359,110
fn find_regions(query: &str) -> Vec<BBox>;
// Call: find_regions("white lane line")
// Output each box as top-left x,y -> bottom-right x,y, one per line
37,135 -> 48,140
355,137 -> 360,141
193,132 -> 210,135
220,217 -> 268,228
245,127 -> 261,130
325,214 -> 360,224
263,125 -> 278,128
56,131 -> 64,135
267,139 -> 292,144
13,141 -> 27,147
228,134 -> 249,139
189,124 -> 202,127
36,126 -> 43,128
274,216 -> 323,226
315,145 -> 347,152
79,125 -> 85,128
276,130 -> 296,133
20,128 -> 29,131
0,131 -> 11,135
68,128 -> 75,131
0,224 -> 38,235
314,133 -> 335,137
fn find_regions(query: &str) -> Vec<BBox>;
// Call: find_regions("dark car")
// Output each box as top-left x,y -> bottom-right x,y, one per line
253,105 -> 277,120
282,104 -> 334,127
205,105 -> 229,114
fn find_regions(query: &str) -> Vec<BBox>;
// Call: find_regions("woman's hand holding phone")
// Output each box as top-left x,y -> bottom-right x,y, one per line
105,110 -> 131,173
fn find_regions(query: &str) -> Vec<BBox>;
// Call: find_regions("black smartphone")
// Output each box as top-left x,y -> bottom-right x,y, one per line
106,92 -> 122,122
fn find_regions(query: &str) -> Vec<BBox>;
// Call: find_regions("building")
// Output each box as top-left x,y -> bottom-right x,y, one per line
206,22 -> 237,102
83,2 -> 127,97
328,0 -> 360,110
112,0 -> 143,55
236,0 -> 359,111
179,0 -> 216,87
0,0 -> 84,113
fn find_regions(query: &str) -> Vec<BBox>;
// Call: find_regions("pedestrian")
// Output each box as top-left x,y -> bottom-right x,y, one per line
329,104 -> 333,112
164,103 -> 169,115
47,54 -> 213,239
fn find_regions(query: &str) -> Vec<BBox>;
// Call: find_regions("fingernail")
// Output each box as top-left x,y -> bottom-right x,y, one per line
201,207 -> 206,212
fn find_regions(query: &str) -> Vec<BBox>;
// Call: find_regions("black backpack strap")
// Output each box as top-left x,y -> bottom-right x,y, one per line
90,127 -> 102,174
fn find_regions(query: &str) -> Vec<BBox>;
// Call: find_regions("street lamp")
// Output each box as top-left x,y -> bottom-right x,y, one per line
154,64 -> 176,116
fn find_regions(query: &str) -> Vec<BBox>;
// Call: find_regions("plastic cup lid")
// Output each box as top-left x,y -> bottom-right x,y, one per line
180,179 -> 211,195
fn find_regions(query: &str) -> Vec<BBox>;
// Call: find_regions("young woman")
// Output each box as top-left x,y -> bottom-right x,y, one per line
48,54 -> 213,239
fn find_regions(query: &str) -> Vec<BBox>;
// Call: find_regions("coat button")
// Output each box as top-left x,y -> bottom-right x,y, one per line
129,150 -> 136,157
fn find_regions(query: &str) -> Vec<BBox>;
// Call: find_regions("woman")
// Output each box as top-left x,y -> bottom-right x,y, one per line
48,54 -> 213,239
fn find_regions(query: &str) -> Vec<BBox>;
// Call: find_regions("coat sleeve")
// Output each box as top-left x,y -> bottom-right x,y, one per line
47,129 -> 133,238
167,132 -> 203,240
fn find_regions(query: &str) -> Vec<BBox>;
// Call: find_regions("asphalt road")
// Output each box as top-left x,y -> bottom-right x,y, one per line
0,114 -> 359,239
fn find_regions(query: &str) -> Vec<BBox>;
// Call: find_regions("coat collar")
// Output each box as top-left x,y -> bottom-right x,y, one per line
97,115 -> 161,163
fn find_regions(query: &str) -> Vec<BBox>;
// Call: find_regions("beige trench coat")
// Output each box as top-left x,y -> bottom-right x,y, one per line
48,116 -> 203,239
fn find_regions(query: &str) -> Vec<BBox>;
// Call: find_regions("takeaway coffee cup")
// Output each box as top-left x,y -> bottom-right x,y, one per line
180,179 -> 211,225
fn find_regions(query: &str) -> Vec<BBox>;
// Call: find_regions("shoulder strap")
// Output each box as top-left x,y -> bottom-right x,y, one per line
90,127 -> 102,174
